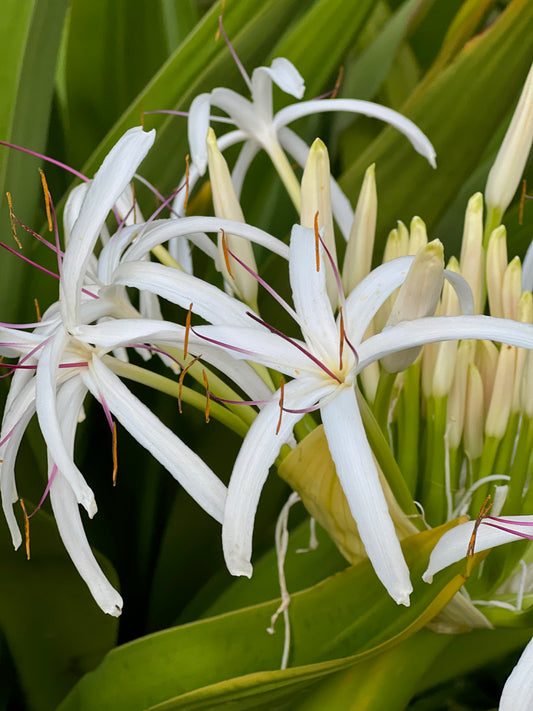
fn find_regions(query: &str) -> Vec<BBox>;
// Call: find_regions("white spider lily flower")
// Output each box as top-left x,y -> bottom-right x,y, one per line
194,224 -> 533,605
184,56 -> 436,212
0,127 -> 252,614
422,512 -> 533,711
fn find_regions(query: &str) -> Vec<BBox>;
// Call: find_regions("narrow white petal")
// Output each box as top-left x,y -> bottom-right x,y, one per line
51,377 -> 123,616
321,387 -> 412,605
210,89 -> 260,136
231,140 -> 260,198
188,93 -> 212,175
344,257 -> 415,343
423,516 -> 533,583
121,216 -> 289,262
289,225 -> 339,363
111,261 -> 255,327
500,635 -> 533,711
63,183 -> 89,245
274,99 -> 437,168
523,238 -> 533,292
84,357 -> 227,522
223,378 -> 336,576
61,127 -> 155,328
266,58 -> 305,98
35,333 -> 96,516
357,315 -> 533,371
193,324 -> 315,378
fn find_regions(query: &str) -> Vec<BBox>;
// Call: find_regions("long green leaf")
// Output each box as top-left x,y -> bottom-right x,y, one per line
57,523 -> 465,711
0,507 -> 119,711
339,0 -> 533,257
0,0 -> 68,315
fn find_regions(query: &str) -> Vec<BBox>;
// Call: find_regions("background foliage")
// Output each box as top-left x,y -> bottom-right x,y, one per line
0,1 -> 531,709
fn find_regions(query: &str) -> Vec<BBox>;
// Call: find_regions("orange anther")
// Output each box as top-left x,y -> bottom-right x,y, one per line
34,298 -> 41,322
221,229 -> 234,279
519,179 -> 527,226
466,495 -> 492,575
178,354 -> 201,413
6,192 -> 22,248
184,303 -> 193,359
19,499 -> 30,560
314,212 -> 320,272
39,169 -> 53,232
331,65 -> 344,99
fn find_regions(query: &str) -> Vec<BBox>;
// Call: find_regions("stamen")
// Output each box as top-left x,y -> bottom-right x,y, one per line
203,369 -> 210,423
314,212 -> 320,272
112,423 -> 118,487
338,306 -> 345,370
216,3 -> 253,92
184,154 -> 190,212
466,495 -> 492,574
276,379 -> 285,435
178,354 -> 202,413
184,302 -> 193,358
34,298 -> 41,322
39,169 -> 53,233
6,193 -> 22,248
19,499 -> 30,560
221,229 -> 234,279
0,140 -> 88,182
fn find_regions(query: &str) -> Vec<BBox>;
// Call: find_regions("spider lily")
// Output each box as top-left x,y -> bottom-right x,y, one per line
177,55 -> 436,216
192,223 -> 533,604
0,127 -> 270,614
423,514 -> 533,710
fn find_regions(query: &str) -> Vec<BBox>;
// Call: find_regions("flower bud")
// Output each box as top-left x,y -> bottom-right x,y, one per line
486,226 -> 508,318
474,339 -> 499,419
206,129 -> 258,308
301,138 -> 337,304
459,192 -> 484,313
485,344 -> 515,440
464,363 -> 484,460
502,256 -> 522,320
382,240 -> 444,373
512,291 -> 533,413
447,340 -> 476,449
432,257 -> 461,397
521,349 -> 533,418
485,62 -> 533,219
408,216 -> 428,255
342,164 -> 377,294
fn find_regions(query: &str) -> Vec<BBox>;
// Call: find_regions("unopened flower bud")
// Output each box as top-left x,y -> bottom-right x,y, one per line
301,138 -> 337,304
502,256 -> 522,320
486,226 -> 508,318
432,257 -> 461,397
485,344 -> 515,439
512,291 -> 533,412
521,350 -> 533,418
447,340 -> 476,449
459,193 -> 484,313
474,339 -> 499,418
207,129 -> 258,308
485,62 -> 533,220
464,363 -> 485,460
382,240 -> 444,373
342,164 -> 376,294
408,216 -> 428,255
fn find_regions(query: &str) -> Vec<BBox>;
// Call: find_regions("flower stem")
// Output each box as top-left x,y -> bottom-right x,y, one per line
266,140 -> 301,212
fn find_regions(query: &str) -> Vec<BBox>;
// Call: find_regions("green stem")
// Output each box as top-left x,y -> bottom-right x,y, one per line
469,436 -> 500,516
494,411 -> 520,475
482,205 -> 502,248
105,357 -> 251,437
373,369 -> 397,439
396,362 -> 420,497
420,396 -> 447,526
266,140 -> 301,212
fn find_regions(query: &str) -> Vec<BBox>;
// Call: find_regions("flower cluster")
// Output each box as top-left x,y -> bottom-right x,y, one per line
1,43 -> 533,710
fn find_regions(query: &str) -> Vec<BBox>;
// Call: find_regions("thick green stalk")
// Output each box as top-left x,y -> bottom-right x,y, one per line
396,362 -> 420,497
420,395 -> 447,526
372,369 -> 397,440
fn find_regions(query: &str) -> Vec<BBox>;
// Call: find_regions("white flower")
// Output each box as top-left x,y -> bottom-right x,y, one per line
422,514 -> 533,710
175,56 -> 436,218
0,127 -> 259,614
193,225 -> 533,605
